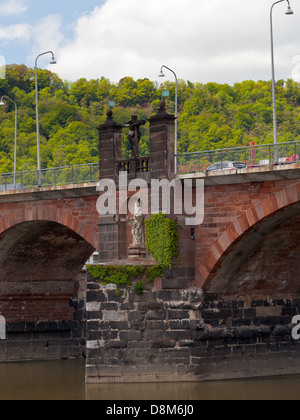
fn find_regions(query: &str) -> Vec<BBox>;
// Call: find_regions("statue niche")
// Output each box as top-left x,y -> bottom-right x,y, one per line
127,198 -> 146,259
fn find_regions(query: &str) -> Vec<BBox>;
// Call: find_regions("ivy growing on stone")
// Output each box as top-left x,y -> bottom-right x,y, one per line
134,281 -> 145,295
86,213 -> 180,293
144,213 -> 180,270
86,265 -> 145,286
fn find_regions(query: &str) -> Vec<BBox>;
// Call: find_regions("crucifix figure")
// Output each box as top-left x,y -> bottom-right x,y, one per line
124,115 -> 146,158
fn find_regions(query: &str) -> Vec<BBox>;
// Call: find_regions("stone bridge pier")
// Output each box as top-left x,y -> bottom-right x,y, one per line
86,105 -> 300,383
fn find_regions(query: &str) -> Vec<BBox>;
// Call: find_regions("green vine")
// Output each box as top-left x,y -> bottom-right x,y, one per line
134,281 -> 145,295
145,213 -> 180,269
86,214 -> 180,293
146,265 -> 164,283
87,265 -> 145,286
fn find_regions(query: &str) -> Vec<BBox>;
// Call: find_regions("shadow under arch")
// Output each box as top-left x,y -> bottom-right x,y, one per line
206,201 -> 300,295
0,220 -> 95,322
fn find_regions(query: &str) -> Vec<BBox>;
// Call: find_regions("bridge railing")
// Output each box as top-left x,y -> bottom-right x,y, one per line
0,163 -> 99,191
1,141 -> 300,190
177,141 -> 300,174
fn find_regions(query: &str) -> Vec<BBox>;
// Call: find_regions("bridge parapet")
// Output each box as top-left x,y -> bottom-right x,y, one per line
178,161 -> 300,185
177,140 -> 300,174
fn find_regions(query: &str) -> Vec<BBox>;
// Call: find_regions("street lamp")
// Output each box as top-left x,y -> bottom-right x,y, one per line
0,95 -> 18,189
159,65 -> 178,174
35,51 -> 56,187
270,0 -> 294,164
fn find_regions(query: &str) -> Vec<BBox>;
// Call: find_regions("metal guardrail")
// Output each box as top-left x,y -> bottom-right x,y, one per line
0,141 -> 300,191
0,163 -> 99,191
177,141 -> 300,174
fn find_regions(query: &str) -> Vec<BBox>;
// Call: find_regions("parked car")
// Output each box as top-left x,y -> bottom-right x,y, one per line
205,161 -> 246,172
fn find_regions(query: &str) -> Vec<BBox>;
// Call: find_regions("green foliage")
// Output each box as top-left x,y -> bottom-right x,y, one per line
134,281 -> 145,295
146,265 -> 164,283
86,264 -> 151,295
1,64 -> 300,174
86,265 -> 145,286
86,262 -> 161,293
145,213 -> 180,270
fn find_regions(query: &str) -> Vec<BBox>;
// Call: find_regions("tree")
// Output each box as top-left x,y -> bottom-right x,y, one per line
1,65 -> 300,175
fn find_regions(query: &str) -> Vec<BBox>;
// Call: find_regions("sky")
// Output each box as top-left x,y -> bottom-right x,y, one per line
0,0 -> 300,85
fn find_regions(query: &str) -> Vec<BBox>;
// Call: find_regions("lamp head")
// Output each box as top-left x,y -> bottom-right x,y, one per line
158,69 -> 165,78
50,55 -> 57,65
286,4 -> 294,15
0,97 -> 4,106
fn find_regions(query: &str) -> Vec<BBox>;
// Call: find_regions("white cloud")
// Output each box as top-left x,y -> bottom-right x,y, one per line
0,0 -> 27,16
53,0 -> 300,84
0,0 -> 30,46
0,23 -> 31,42
29,14 -> 64,65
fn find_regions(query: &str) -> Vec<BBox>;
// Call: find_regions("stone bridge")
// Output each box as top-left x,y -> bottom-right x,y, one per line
0,102 -> 300,382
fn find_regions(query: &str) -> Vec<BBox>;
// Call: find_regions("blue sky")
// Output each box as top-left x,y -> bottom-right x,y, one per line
1,0 -> 300,84
0,0 -> 105,67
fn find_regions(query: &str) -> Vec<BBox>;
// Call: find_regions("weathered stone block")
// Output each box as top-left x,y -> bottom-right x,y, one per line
102,311 -> 127,322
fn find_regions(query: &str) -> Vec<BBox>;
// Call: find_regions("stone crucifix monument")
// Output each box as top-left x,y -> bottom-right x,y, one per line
124,115 -> 146,159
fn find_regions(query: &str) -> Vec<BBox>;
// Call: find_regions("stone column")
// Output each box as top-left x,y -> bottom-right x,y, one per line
98,110 -> 126,261
98,109 -> 123,181
149,100 -> 176,181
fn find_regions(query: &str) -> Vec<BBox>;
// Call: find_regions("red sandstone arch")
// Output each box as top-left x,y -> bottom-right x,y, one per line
199,181 -> 300,291
0,202 -> 98,250
0,220 -> 96,323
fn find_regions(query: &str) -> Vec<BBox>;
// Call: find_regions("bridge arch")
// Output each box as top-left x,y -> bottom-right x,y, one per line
0,219 -> 96,323
199,181 -> 300,294
0,201 -> 98,250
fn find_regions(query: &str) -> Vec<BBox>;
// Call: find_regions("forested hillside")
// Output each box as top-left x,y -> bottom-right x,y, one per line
1,64 -> 300,174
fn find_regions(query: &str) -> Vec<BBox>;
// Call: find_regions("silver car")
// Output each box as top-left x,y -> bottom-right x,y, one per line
205,161 -> 246,172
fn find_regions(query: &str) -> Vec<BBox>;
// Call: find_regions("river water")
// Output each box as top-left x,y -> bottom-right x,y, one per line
0,359 -> 299,400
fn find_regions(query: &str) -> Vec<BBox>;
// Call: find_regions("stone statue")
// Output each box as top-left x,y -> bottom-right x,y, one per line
127,199 -> 145,248
124,115 -> 146,158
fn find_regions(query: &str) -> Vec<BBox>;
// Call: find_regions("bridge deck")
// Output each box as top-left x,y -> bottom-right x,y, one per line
0,182 -> 98,203
1,163 -> 300,203
178,162 -> 300,185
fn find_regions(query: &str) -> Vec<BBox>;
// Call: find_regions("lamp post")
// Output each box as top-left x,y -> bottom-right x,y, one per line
270,0 -> 294,164
35,51 -> 56,187
159,65 -> 178,174
0,95 -> 17,189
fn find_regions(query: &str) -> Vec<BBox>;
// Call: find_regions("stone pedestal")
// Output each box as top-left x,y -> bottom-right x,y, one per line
98,215 -> 127,262
128,244 -> 146,259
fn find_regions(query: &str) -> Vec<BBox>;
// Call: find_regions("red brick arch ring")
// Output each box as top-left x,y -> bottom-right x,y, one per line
199,181 -> 300,292
0,204 -> 98,250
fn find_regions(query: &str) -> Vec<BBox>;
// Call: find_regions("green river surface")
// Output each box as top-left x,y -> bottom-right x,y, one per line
0,359 -> 299,400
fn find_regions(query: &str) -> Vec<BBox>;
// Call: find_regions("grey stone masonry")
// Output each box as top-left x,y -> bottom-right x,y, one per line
0,320 -> 86,362
85,271 -> 300,383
